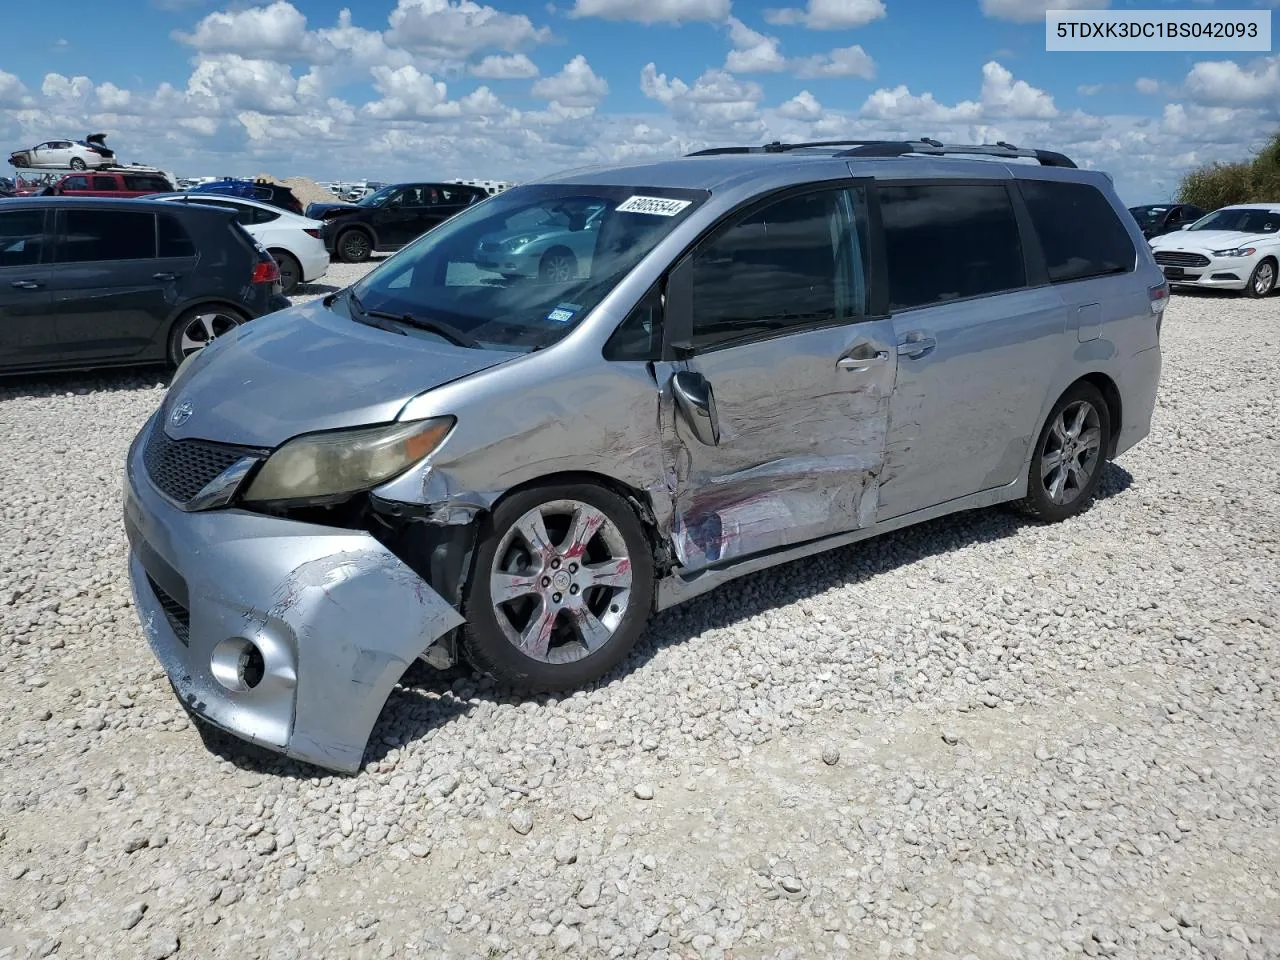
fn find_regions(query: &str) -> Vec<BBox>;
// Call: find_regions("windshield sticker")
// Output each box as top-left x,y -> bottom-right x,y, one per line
616,195 -> 693,217
546,307 -> 576,323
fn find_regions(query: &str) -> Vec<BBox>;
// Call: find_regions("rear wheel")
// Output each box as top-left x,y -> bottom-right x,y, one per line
69,157 -> 86,171
336,229 -> 372,263
269,250 -> 302,295
1246,258 -> 1276,298
462,484 -> 654,692
166,306 -> 245,368
1013,382 -> 1111,523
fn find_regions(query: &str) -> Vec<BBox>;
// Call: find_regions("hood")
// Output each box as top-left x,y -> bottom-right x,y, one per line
1151,230 -> 1271,250
481,223 -> 567,247
305,201 -> 358,219
161,298 -> 518,448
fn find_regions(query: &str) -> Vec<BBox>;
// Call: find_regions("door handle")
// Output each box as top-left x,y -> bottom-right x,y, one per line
10,280 -> 43,290
153,272 -> 180,281
837,350 -> 889,372
897,336 -> 936,359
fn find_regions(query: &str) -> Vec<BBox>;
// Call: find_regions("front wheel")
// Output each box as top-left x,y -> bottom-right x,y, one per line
1246,258 -> 1276,298
166,307 -> 245,367
1013,382 -> 1111,523
462,484 -> 655,692
538,248 -> 577,283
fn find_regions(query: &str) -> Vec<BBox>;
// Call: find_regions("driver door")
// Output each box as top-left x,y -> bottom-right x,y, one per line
660,182 -> 896,572
373,186 -> 424,247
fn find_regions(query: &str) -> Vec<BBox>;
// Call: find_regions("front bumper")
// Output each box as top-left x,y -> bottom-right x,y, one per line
475,246 -> 539,278
123,415 -> 464,773
1158,255 -> 1254,290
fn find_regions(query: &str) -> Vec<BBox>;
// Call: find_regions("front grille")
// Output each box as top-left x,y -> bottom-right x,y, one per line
142,424 -> 256,505
1154,251 -> 1211,267
147,575 -> 190,645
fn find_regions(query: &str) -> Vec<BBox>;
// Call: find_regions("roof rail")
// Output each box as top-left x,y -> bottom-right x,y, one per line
684,139 -> 1076,168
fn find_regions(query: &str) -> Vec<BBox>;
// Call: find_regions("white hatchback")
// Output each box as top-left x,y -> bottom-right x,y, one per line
148,193 -> 330,295
1150,203 -> 1280,298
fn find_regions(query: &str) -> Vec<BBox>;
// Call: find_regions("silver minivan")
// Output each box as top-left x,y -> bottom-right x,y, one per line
123,140 -> 1167,772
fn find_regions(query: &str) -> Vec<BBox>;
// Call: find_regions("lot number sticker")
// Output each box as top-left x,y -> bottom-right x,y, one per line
617,195 -> 692,216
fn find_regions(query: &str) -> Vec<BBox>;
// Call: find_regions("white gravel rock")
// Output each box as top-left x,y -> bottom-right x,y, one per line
1,279 -> 1277,958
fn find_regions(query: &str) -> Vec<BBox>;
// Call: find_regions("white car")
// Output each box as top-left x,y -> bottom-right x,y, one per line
8,134 -> 115,170
149,192 -> 330,295
1150,203 -> 1280,298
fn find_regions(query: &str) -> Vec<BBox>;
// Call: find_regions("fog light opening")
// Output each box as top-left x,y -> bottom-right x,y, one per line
211,637 -> 267,692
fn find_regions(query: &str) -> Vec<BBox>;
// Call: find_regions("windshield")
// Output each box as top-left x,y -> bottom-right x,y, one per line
349,184 -> 707,352
1129,206 -> 1168,228
356,185 -> 397,207
1189,208 -> 1280,234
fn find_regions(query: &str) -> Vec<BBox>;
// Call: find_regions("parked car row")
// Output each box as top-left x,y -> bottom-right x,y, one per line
1135,202 -> 1280,297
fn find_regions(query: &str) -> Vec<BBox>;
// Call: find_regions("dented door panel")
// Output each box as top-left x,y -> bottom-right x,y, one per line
663,319 -> 897,572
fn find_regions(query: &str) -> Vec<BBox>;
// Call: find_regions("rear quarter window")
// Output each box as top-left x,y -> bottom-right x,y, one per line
1019,180 -> 1136,284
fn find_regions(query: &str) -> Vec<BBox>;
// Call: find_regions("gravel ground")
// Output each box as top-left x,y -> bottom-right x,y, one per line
1,271 -> 1277,960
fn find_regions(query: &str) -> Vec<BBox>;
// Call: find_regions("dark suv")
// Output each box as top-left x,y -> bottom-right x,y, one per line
0,198 -> 289,374
305,182 -> 488,262
190,179 -> 305,216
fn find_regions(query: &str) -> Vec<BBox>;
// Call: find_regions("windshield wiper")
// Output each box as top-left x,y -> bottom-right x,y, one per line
364,308 -> 482,349
346,290 -> 406,336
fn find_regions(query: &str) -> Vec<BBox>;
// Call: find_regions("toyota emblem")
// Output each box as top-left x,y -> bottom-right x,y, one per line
170,399 -> 194,427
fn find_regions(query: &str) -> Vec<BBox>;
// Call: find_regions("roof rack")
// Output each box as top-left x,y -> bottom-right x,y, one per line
685,138 -> 1077,168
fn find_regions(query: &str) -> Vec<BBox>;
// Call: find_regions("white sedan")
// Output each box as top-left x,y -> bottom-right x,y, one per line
1150,203 -> 1280,298
149,192 -> 330,295
8,134 -> 116,170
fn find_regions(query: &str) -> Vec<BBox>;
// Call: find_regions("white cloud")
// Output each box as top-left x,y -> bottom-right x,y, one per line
0,70 -> 28,107
531,55 -> 609,107
362,64 -> 508,120
793,45 -> 875,79
980,0 -> 1107,22
724,18 -> 787,73
764,0 -> 885,29
96,82 -> 133,111
1135,77 -> 1160,95
470,53 -> 540,79
41,73 -> 96,102
569,0 -> 730,24
386,0 -> 553,60
979,61 -> 1056,118
1183,55 -> 1280,108
176,1 -> 308,58
186,55 -> 308,114
777,89 -> 822,121
858,61 -> 1054,123
1077,83 -> 1104,95
641,64 -> 766,136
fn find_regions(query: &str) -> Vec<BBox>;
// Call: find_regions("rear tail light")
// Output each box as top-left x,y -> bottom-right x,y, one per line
251,256 -> 281,285
1149,282 -> 1169,337
304,228 -> 321,238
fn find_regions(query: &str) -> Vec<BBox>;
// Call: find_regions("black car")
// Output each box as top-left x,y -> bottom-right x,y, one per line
305,182 -> 489,262
0,177 -> 13,198
0,198 -> 289,375
190,178 -> 305,216
1128,203 -> 1206,240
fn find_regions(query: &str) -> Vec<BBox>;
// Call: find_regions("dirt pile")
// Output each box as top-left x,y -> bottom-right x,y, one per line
251,172 -> 344,210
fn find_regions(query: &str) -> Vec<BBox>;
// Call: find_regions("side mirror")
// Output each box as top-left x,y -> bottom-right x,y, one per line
671,369 -> 720,446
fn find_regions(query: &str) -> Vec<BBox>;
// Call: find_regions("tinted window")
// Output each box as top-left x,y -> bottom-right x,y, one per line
186,197 -> 258,225
158,215 -> 196,258
690,188 -> 868,349
1019,180 -> 1135,283
92,176 -> 118,191
604,286 -> 663,361
125,175 -> 172,193
61,176 -> 89,192
0,210 -> 46,267
59,210 -> 156,262
880,184 -> 1025,310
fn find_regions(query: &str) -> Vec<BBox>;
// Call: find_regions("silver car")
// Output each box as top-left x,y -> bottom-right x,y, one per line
123,140 -> 1167,773
474,200 -> 606,280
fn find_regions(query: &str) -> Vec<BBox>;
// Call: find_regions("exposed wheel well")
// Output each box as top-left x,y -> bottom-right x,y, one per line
1076,372 -> 1122,458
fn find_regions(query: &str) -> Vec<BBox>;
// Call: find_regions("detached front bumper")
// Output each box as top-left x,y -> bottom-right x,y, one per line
122,415 -> 464,773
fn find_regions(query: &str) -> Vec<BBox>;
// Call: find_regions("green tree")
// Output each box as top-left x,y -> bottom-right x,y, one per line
1177,131 -> 1280,210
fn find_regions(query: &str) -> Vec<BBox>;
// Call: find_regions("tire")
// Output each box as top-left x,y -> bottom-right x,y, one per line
69,157 -> 86,171
1012,381 -> 1112,523
538,248 -> 577,283
269,249 -> 302,295
1246,258 -> 1276,298
166,306 -> 246,368
336,229 -> 372,263
461,483 -> 655,692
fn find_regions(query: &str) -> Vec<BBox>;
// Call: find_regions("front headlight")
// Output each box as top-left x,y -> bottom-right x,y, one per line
243,417 -> 454,503
1210,246 -> 1256,258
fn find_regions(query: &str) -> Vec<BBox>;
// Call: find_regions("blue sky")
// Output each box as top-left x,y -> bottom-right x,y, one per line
1,0 -> 1277,203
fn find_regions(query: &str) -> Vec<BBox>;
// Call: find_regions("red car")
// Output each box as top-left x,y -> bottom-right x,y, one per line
41,170 -> 174,199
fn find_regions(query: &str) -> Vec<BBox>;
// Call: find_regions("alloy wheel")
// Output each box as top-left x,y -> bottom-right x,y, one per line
1255,261 -> 1275,296
489,499 -> 634,664
1040,400 -> 1102,506
541,254 -> 575,282
178,312 -> 240,359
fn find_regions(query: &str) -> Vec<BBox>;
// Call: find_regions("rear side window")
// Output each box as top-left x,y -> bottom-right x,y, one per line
92,176 -> 118,191
158,215 -> 196,258
690,187 -> 869,350
61,176 -> 89,192
879,183 -> 1025,311
1019,180 -> 1135,283
0,209 -> 46,267
125,175 -> 172,193
58,210 -> 156,262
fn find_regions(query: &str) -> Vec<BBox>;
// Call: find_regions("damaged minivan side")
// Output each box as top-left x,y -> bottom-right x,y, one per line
124,140 -> 1166,773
